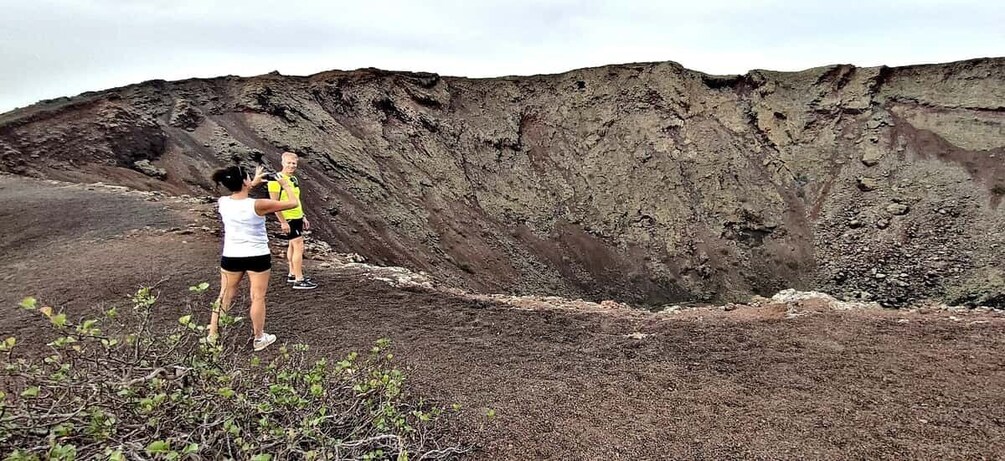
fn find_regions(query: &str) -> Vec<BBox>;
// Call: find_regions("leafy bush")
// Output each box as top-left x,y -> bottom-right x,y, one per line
0,285 -> 465,460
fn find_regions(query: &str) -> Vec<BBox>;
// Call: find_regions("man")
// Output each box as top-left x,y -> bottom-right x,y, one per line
267,152 -> 318,290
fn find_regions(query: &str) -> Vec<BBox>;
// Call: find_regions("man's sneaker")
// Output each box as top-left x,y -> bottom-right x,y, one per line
292,279 -> 318,290
253,333 -> 277,351
286,274 -> 296,283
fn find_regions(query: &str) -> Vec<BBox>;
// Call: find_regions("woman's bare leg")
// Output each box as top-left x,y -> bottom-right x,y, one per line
208,269 -> 244,338
246,269 -> 271,338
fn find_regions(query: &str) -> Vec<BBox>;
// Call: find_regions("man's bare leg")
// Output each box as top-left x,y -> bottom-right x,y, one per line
291,236 -> 305,281
286,240 -> 295,279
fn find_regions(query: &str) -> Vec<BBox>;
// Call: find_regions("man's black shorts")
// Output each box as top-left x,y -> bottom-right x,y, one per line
220,254 -> 272,273
282,219 -> 304,240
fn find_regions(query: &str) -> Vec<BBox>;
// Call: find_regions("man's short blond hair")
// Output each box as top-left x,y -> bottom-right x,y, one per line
281,151 -> 298,160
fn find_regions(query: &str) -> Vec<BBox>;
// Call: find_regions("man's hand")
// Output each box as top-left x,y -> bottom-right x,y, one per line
281,222 -> 291,234
275,173 -> 292,188
303,217 -> 310,231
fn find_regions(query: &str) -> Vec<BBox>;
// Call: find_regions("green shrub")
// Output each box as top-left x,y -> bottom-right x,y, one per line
1,285 -> 465,460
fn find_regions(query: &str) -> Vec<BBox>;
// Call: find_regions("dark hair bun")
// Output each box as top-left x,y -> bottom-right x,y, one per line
211,165 -> 245,192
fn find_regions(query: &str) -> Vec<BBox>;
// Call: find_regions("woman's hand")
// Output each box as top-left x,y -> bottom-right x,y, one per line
250,166 -> 266,186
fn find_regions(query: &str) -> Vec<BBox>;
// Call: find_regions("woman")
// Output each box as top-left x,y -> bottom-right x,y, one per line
208,164 -> 298,351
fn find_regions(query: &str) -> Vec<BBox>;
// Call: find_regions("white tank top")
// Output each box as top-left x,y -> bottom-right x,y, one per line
218,196 -> 269,257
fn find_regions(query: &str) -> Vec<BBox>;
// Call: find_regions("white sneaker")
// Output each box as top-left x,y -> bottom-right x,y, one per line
253,333 -> 277,351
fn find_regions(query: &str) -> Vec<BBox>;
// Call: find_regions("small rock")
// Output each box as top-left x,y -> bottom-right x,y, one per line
876,218 -> 890,229
856,177 -> 879,191
634,150 -> 653,163
599,300 -> 625,309
133,159 -> 167,180
886,203 -> 910,215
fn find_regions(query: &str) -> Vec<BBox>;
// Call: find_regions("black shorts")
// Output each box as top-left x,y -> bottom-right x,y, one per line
220,254 -> 272,273
283,219 -> 304,240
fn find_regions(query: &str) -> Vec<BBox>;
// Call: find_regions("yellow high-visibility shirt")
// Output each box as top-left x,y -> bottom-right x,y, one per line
266,175 -> 303,220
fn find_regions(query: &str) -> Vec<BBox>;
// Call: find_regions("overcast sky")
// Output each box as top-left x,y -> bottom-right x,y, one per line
1,0 -> 1002,113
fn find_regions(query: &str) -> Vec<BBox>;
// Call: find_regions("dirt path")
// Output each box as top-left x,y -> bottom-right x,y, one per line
1,176 -> 1003,460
